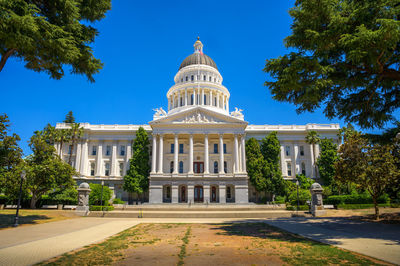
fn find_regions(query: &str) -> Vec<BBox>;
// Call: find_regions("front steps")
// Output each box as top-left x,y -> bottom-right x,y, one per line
88,204 -> 309,218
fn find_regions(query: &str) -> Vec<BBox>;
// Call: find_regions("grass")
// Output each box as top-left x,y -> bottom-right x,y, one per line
0,209 -> 78,229
38,223 -> 390,266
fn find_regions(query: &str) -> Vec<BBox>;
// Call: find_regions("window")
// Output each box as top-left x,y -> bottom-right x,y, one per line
203,75 -> 206,80
170,161 -> 174,173
214,144 -> 218,154
287,162 -> 292,176
300,146 -> 304,156
105,163 -> 110,176
301,162 -> 306,175
227,186 -> 231,199
90,163 -> 95,176
191,94 -> 194,105
224,161 -> 227,173
180,97 -> 183,106
209,76 -> 212,82
191,75 -> 194,81
170,143 -> 175,154
179,143 -> 184,153
120,145 -> 126,156
106,145 -> 111,156
185,76 -> 188,81
223,144 -> 227,154
119,163 -> 124,176
68,145 -> 73,155
166,186 -> 171,199
204,94 -> 207,104
214,161 -> 218,173
285,146 -> 291,156
179,161 -> 184,173
214,97 -> 217,106
92,146 -> 97,156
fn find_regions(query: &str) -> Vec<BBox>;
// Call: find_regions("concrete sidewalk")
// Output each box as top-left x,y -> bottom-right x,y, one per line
265,217 -> 400,265
0,218 -> 140,266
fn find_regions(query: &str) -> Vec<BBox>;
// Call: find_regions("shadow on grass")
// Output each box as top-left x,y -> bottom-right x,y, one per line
0,213 -> 50,229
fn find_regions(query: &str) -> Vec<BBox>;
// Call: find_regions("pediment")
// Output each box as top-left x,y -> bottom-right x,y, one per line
150,107 -> 247,126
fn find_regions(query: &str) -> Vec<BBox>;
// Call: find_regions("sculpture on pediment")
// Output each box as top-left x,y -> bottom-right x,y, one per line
153,107 -> 167,120
230,107 -> 244,120
177,111 -> 217,123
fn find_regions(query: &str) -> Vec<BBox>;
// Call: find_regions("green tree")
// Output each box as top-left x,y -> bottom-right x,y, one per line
64,111 -> 75,124
26,130 -> 76,208
296,174 -> 313,190
317,138 -> 338,186
68,123 -> 83,165
123,127 -> 150,201
264,0 -> 400,129
305,130 -> 321,178
335,133 -> 400,219
246,138 -> 268,197
89,183 -> 112,206
0,0 -> 111,82
261,131 -> 280,167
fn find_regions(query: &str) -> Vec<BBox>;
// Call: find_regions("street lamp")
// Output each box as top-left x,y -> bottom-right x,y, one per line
296,179 -> 300,215
13,170 -> 26,227
100,181 -> 104,211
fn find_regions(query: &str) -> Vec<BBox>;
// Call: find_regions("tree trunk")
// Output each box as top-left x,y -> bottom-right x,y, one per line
313,144 -> 319,178
68,138 -> 75,165
59,140 -> 64,157
30,193 -> 38,209
0,48 -> 16,72
373,196 -> 380,220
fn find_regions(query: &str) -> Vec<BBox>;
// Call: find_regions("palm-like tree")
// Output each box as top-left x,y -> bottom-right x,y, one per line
68,123 -> 84,165
306,130 -> 321,178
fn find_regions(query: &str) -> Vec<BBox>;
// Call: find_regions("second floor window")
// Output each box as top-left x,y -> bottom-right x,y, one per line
179,161 -> 184,173
120,145 -> 126,156
300,146 -> 304,156
301,162 -> 306,175
179,143 -> 184,153
223,144 -> 227,154
105,163 -> 110,176
170,161 -> 174,173
90,163 -> 95,176
106,145 -> 111,156
92,146 -> 97,156
170,143 -> 174,153
214,161 -> 218,173
214,144 -> 218,154
285,146 -> 291,156
287,162 -> 292,176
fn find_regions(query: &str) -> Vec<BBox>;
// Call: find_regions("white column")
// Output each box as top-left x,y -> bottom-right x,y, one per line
96,142 -> 103,176
227,97 -> 229,112
193,89 -> 197,105
173,134 -> 178,173
172,185 -> 178,203
157,134 -> 163,173
241,135 -> 246,172
204,134 -> 209,174
291,143 -> 296,177
75,141 -> 82,172
151,134 -> 157,173
238,136 -> 242,172
81,140 -> 88,175
189,134 -> 194,174
234,134 -> 239,173
185,89 -> 188,106
201,89 -> 204,105
219,184 -> 226,203
217,92 -> 220,108
172,94 -> 175,109
111,142 -> 117,176
310,144 -> 315,178
219,134 -> 224,174
209,90 -> 213,106
204,184 -> 210,203
188,185 -> 194,203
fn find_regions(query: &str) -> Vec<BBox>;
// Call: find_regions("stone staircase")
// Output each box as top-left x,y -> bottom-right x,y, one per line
88,204 -> 309,218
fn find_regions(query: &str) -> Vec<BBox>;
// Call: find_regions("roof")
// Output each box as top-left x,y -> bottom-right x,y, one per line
179,53 -> 218,70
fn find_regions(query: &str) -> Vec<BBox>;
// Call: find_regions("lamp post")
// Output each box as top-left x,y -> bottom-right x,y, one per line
100,181 -> 104,211
13,170 -> 26,227
296,179 -> 300,215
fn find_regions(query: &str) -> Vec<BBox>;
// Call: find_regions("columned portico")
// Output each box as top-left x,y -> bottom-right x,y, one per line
157,134 -> 163,174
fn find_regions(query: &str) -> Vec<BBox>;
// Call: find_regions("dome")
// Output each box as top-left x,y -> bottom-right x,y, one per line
179,53 -> 218,70
179,37 -> 218,70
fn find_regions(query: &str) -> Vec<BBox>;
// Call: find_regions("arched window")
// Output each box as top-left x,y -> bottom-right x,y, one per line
301,162 -> 306,175
185,76 -> 188,81
203,75 -> 206,81
170,161 -> 174,173
191,75 -> 194,81
209,76 -> 212,82
179,161 -> 184,173
191,94 -> 194,105
204,94 -> 207,105
214,161 -> 218,173
214,97 -> 217,106
224,161 -> 227,173
180,97 -> 183,106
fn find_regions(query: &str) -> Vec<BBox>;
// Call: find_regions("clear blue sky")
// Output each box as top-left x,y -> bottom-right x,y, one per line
1,0 -> 392,155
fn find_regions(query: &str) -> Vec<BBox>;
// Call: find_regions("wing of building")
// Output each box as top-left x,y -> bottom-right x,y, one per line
56,38 -> 340,204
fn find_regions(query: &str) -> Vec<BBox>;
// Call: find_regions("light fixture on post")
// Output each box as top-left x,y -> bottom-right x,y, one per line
13,170 -> 26,227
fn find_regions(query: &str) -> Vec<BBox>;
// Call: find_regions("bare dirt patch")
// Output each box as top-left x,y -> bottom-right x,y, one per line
324,208 -> 400,224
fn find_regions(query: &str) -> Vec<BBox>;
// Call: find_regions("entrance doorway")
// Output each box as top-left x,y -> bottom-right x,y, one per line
194,186 -> 203,203
193,162 -> 204,173
211,186 -> 217,202
180,186 -> 186,203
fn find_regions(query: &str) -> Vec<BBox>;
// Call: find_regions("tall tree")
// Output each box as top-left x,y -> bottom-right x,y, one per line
264,0 -> 400,129
261,131 -> 280,168
26,130 -> 76,208
317,138 -> 338,187
305,130 -> 321,178
0,0 -> 111,82
335,132 -> 400,219
246,138 -> 267,198
123,127 -> 150,201
64,111 -> 75,124
68,123 -> 83,165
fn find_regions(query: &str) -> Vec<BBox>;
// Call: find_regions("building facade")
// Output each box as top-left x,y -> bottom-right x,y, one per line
56,39 -> 340,204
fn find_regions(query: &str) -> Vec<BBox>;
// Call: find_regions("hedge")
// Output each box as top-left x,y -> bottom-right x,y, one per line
325,193 -> 390,205
89,206 -> 114,211
337,203 -> 391,210
286,205 -> 309,211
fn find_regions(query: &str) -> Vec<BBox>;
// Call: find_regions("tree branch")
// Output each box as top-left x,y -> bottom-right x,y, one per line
0,48 -> 16,72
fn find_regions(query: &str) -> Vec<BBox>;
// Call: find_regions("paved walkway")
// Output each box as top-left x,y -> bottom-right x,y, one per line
264,217 -> 400,265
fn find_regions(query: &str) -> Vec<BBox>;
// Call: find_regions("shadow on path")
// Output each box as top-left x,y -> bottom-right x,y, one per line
0,214 -> 50,229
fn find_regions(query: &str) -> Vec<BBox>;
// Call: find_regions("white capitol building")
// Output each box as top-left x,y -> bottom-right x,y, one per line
56,38 -> 340,204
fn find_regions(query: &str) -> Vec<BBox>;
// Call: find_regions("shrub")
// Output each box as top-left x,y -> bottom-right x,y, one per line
113,198 -> 125,204
288,188 -> 311,205
274,195 -> 286,204
325,192 -> 390,205
89,205 -> 114,211
38,188 -> 78,206
89,183 -> 112,206
286,205 -> 309,211
337,203 -> 391,209
0,194 -> 8,204
296,174 -> 313,189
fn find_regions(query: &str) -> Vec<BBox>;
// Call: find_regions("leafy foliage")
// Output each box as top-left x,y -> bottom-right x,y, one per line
296,174 -> 313,190
123,127 -> 150,197
64,111 -> 75,124
89,183 -> 112,206
288,188 -> 311,206
264,0 -> 400,129
0,0 -> 111,81
317,138 -> 338,186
